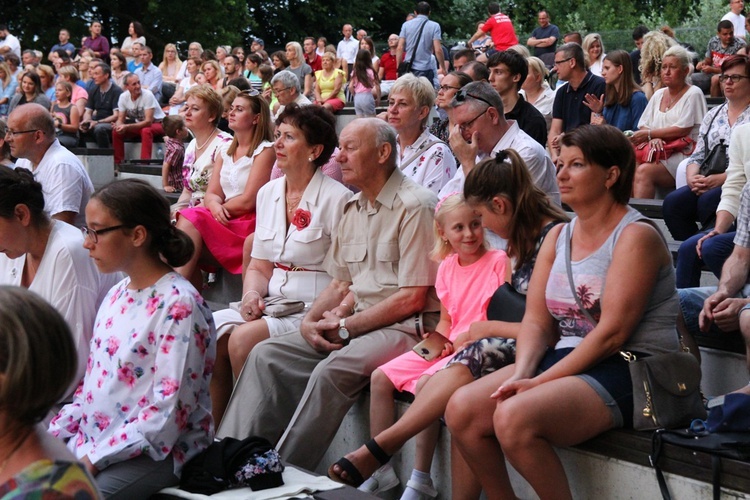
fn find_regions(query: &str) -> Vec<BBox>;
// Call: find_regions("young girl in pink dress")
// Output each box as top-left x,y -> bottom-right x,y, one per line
359,193 -> 509,499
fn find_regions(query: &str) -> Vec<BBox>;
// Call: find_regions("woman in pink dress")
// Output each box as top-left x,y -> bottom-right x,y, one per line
176,89 -> 275,288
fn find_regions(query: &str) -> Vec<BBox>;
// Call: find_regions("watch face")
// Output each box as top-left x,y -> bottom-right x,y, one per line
338,327 -> 350,340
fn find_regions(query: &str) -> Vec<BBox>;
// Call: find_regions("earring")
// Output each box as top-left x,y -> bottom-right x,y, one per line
308,156 -> 313,162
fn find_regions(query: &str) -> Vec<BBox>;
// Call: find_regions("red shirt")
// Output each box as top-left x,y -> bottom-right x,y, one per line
305,53 -> 322,72
380,51 -> 400,81
483,12 -> 518,51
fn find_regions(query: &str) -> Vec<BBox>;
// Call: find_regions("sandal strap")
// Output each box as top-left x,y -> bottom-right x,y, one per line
365,438 -> 391,466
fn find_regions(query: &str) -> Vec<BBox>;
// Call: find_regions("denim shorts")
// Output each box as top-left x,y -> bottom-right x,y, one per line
678,285 -> 750,336
538,347 -> 640,428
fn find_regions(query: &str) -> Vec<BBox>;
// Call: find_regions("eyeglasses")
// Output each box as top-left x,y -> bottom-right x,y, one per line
458,107 -> 490,134
554,57 -> 573,66
273,87 -> 291,94
438,84 -> 461,93
81,224 -> 126,243
454,89 -> 495,108
5,129 -> 39,138
719,74 -> 750,83
241,88 -> 260,96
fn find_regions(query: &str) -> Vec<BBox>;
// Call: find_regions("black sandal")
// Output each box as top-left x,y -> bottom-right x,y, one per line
327,438 -> 391,487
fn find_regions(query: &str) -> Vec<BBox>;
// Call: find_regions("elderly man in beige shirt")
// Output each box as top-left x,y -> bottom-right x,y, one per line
218,118 -> 439,470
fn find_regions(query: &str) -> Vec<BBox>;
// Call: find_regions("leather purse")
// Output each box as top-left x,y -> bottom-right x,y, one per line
634,136 -> 696,164
621,350 -> 706,431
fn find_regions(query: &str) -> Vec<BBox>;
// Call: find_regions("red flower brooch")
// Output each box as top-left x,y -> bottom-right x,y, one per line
292,209 -> 312,231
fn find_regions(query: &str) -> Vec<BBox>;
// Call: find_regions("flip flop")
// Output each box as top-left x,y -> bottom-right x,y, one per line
327,438 -> 392,487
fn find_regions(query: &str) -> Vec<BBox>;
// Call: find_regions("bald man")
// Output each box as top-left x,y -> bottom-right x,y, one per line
7,103 -> 93,227
218,119 -> 439,470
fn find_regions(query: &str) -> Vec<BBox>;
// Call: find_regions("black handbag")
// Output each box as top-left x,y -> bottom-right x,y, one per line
485,283 -> 526,323
564,224 -> 706,432
698,103 -> 729,177
398,19 -> 429,77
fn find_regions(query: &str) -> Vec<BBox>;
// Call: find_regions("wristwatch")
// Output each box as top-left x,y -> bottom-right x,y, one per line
338,318 -> 350,340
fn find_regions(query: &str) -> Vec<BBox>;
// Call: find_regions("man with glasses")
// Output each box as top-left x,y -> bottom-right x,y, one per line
8,104 -> 93,228
270,70 -> 311,120
441,81 -> 559,208
527,10 -> 559,66
548,43 -> 605,162
176,42 -> 203,82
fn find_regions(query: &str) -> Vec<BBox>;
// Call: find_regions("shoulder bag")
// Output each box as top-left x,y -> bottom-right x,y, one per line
398,19 -> 429,77
564,224 -> 705,432
698,103 -> 729,177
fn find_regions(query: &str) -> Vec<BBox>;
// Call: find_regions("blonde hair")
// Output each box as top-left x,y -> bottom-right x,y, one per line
57,64 -> 80,82
285,41 -> 304,63
159,43 -> 182,73
430,193 -> 488,261
526,56 -> 550,90
390,73 -> 435,128
640,30 -> 677,83
201,59 -> 222,84
185,84 -> 224,126
507,44 -> 531,58
0,62 -> 11,87
582,33 -> 604,67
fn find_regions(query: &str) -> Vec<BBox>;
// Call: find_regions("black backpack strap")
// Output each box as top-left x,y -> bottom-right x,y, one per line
711,454 -> 722,500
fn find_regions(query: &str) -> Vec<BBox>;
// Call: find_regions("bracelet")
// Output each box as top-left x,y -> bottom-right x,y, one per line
647,129 -> 652,141
242,290 -> 261,302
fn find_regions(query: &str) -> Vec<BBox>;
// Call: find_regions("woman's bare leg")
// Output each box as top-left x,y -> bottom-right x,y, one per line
494,376 -> 614,500
210,335 -> 233,425
227,319 -> 271,379
175,217 -> 204,289
633,161 -> 675,199
446,365 -> 516,499
450,440 -> 482,500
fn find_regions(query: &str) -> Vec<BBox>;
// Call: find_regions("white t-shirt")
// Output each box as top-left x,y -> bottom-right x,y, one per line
15,140 -> 94,228
0,33 -> 21,58
0,221 -> 122,400
117,88 -> 166,122
722,11 -> 746,38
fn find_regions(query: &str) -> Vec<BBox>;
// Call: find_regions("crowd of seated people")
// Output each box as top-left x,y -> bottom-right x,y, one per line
5,4 -> 750,498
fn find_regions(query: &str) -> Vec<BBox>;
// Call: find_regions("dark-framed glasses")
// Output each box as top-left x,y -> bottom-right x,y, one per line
719,74 -> 750,83
81,225 -> 127,243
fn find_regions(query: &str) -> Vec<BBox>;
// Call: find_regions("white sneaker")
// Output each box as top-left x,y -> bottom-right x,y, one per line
358,463 -> 400,494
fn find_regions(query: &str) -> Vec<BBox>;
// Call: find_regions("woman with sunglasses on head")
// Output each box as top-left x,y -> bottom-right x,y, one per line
49,179 -> 216,499
0,166 -> 119,405
663,55 -> 750,288
175,89 -> 275,289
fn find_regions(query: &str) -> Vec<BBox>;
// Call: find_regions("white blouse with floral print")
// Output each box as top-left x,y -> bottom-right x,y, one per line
49,272 -> 216,475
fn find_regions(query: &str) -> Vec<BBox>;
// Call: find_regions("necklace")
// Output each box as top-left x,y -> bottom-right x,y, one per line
664,86 -> 687,111
0,428 -> 32,477
195,128 -> 218,150
286,194 -> 302,213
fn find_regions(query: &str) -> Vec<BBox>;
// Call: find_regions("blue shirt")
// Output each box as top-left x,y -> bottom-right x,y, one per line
530,24 -> 560,57
399,14 -> 442,71
50,42 -> 76,56
603,90 -> 648,132
134,63 -> 163,101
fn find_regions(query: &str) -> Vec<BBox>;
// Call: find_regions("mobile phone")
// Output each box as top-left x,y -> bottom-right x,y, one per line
412,332 -> 451,361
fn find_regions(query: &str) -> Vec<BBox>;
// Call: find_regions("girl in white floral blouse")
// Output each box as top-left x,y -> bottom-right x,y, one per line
49,179 -> 216,499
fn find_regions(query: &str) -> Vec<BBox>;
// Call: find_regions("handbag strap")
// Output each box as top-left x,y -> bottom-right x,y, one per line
701,103 -> 726,158
565,223 -> 598,327
651,429 -> 722,500
400,137 -> 443,171
409,19 -> 430,63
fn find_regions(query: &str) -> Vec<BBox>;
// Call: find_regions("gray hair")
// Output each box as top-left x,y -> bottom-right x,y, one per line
451,80 -> 504,115
272,70 -> 301,93
390,73 -> 436,110
371,119 -> 398,167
